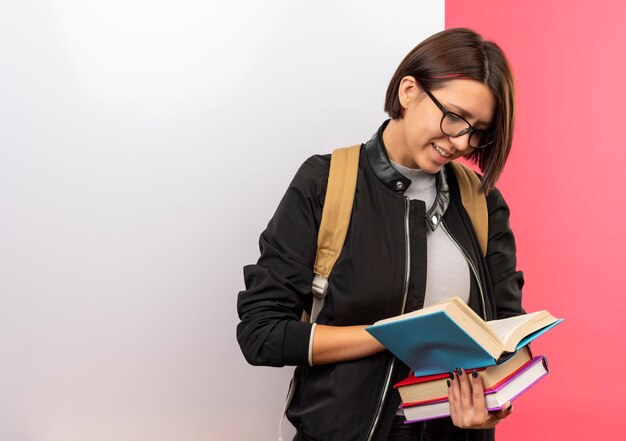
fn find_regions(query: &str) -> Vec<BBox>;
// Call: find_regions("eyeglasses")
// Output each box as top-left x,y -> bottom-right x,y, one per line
418,82 -> 495,149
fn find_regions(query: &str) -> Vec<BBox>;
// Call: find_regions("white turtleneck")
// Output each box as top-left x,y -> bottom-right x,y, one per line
390,161 -> 470,307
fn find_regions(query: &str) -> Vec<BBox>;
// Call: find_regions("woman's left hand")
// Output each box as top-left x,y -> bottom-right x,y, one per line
448,368 -> 513,429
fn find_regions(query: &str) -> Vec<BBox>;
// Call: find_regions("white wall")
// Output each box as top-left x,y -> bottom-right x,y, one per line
0,1 -> 443,439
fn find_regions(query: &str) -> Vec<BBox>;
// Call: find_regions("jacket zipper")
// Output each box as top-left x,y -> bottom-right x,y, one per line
365,197 -> 411,441
440,221 -> 487,320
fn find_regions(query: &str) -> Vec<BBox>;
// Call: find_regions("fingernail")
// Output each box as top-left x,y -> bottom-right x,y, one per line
507,404 -> 513,412
457,368 -> 463,376
447,379 -> 451,387
448,372 -> 454,380
472,370 -> 478,378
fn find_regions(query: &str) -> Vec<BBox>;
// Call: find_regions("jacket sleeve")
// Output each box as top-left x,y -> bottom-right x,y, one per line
236,157 -> 327,367
485,188 -> 525,319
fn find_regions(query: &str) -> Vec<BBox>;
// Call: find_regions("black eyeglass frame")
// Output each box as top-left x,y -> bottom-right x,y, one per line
417,81 -> 495,149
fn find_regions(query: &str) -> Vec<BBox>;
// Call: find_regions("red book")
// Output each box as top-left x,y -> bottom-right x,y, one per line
394,346 -> 532,405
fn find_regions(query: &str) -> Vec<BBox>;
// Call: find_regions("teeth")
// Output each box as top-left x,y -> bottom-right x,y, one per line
433,144 -> 451,158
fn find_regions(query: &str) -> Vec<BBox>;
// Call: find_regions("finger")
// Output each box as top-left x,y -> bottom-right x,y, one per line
448,371 -> 460,424
485,401 -> 513,428
457,368 -> 473,409
470,369 -> 487,414
494,401 -> 513,419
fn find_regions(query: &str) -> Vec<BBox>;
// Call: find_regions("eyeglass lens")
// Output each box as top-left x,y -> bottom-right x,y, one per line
441,113 -> 489,148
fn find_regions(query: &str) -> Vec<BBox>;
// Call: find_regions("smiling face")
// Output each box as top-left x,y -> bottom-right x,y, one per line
383,77 -> 496,174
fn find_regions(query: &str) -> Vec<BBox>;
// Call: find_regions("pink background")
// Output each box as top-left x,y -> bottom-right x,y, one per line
447,0 -> 626,438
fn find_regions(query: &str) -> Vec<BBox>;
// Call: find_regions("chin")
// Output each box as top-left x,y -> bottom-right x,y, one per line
422,164 -> 443,174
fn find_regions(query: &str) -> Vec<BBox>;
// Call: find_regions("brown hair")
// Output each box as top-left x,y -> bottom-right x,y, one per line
384,28 -> 515,193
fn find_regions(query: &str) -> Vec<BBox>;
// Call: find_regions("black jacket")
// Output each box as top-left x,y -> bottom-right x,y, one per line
237,121 -> 524,441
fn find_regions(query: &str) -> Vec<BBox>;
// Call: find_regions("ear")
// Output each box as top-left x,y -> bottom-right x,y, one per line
398,76 -> 421,110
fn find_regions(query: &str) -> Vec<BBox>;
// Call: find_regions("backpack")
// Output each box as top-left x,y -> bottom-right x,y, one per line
307,144 -> 488,323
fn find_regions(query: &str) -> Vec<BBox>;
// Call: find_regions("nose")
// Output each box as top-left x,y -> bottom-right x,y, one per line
448,132 -> 472,154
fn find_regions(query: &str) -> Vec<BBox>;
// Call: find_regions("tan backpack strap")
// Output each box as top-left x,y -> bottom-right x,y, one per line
450,162 -> 488,257
309,144 -> 360,322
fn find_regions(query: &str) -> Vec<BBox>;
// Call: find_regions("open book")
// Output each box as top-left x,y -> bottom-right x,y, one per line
366,296 -> 562,376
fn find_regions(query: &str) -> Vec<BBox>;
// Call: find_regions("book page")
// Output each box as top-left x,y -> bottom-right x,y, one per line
486,312 -> 545,346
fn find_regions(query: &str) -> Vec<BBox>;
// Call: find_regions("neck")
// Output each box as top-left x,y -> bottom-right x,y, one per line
382,118 -> 418,169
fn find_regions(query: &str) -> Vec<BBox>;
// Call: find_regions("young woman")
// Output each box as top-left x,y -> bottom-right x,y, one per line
237,28 -> 524,441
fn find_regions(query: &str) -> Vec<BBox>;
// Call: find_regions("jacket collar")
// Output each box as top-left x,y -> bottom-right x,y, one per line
364,120 -> 450,231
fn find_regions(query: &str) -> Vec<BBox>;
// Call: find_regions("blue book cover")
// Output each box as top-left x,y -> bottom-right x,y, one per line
365,298 -> 563,376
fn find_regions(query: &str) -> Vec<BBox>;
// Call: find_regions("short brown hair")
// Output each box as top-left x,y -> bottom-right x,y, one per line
384,28 -> 515,193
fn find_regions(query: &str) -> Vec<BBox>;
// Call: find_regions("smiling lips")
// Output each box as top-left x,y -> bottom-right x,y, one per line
433,143 -> 452,159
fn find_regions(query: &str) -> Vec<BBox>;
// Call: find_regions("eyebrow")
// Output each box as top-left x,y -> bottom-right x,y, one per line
446,102 -> 491,129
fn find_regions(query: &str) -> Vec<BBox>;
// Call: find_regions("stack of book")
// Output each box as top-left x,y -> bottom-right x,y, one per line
365,297 -> 562,422
397,347 -> 549,422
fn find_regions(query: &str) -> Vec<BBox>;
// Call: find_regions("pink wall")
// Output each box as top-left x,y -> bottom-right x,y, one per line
446,0 -> 626,438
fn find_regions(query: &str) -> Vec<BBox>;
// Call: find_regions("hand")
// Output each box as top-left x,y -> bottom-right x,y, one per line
448,368 -> 513,429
